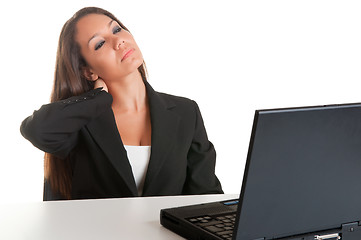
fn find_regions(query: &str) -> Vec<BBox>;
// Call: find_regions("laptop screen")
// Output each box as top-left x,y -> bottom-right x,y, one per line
235,103 -> 361,240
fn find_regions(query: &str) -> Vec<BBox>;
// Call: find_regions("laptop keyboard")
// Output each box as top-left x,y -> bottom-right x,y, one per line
187,213 -> 236,240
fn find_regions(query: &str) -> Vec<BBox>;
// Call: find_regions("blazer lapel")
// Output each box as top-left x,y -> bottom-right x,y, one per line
86,108 -> 138,196
142,81 -> 180,195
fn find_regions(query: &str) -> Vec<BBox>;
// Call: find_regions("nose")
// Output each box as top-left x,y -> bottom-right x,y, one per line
115,39 -> 125,50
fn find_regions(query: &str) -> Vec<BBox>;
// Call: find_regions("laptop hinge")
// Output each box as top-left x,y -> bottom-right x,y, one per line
341,222 -> 361,240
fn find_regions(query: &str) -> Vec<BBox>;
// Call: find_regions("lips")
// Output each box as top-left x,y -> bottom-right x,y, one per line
121,49 -> 134,61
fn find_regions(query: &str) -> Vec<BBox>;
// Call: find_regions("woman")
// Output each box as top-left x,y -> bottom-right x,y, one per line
20,7 -> 223,200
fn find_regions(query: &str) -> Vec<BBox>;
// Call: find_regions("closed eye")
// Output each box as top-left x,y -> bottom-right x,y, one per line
93,24 -> 122,51
113,26 -> 122,34
95,40 -> 105,50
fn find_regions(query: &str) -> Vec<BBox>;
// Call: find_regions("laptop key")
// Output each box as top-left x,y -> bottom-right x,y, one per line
189,218 -> 198,223
204,225 -> 224,233
197,220 -> 222,227
216,230 -> 233,236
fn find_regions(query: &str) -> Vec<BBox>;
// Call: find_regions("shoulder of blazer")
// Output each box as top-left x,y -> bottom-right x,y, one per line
144,80 -> 195,112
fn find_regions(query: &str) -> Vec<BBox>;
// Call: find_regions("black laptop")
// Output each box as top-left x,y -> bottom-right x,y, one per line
160,103 -> 361,240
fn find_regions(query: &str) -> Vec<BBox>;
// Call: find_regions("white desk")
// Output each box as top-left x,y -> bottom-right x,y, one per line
0,194 -> 238,240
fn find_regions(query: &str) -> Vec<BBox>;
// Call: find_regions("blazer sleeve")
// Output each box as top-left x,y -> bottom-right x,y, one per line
183,101 -> 224,195
20,88 -> 112,158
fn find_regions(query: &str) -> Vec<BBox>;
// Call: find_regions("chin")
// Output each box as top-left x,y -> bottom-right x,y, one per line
128,57 -> 144,70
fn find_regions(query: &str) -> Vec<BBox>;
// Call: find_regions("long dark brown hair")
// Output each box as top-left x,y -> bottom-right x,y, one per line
45,7 -> 148,199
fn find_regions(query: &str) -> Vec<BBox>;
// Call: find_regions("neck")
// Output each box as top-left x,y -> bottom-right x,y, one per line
107,71 -> 147,113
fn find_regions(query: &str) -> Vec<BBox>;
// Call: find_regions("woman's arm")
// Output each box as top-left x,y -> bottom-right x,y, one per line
183,101 -> 224,195
20,88 -> 112,158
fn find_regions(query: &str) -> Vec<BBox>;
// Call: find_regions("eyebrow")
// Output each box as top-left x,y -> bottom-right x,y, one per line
87,20 -> 115,45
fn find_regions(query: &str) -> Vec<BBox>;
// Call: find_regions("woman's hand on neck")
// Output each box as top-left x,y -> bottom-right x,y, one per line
94,79 -> 108,92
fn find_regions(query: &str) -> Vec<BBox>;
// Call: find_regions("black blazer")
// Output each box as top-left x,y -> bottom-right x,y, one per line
21,81 -> 223,200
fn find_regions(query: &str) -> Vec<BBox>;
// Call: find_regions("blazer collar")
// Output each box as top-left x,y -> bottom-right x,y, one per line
86,80 -> 180,197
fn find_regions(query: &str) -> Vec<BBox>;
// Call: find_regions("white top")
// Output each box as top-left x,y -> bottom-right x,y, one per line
124,145 -> 151,196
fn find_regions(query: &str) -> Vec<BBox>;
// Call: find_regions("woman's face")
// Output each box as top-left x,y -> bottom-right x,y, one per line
75,14 -> 144,82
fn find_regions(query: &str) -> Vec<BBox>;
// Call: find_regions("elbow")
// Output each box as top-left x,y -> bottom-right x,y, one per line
20,115 -> 36,142
20,116 -> 66,156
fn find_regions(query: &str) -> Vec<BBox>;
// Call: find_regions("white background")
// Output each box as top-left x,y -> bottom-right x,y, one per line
1,0 -> 360,203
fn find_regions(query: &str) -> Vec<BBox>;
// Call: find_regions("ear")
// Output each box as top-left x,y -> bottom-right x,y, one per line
82,67 -> 99,81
